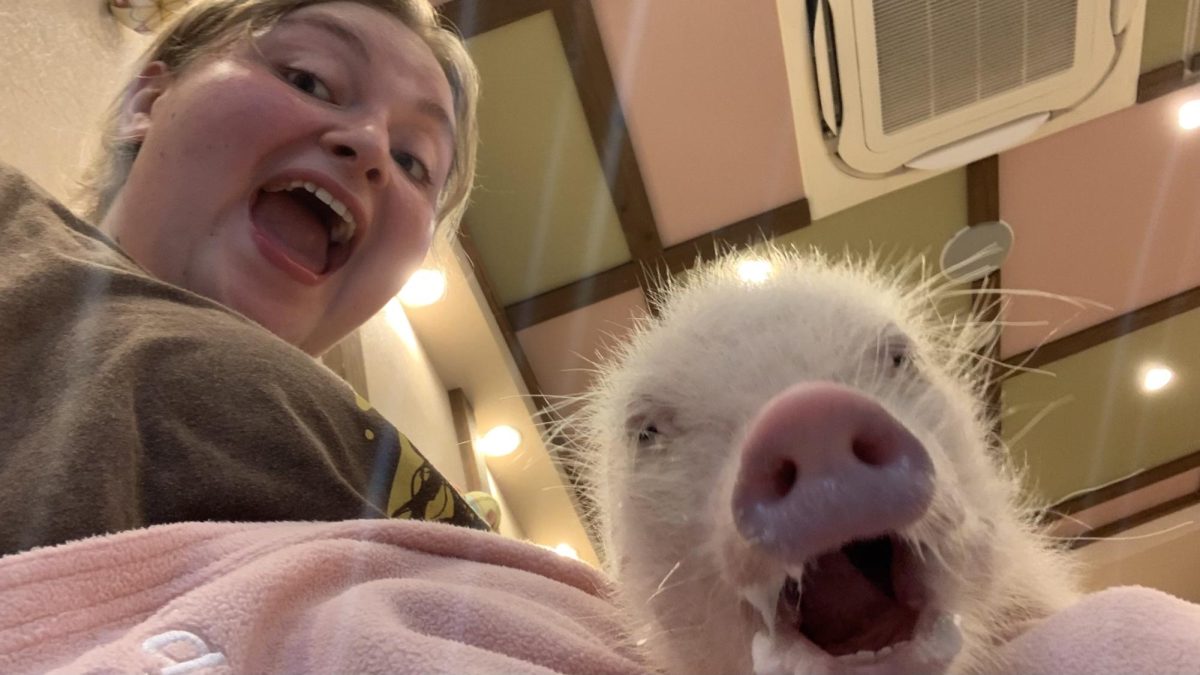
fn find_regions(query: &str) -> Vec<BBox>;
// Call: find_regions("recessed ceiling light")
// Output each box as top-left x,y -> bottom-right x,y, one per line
1180,100 -> 1200,130
553,543 -> 579,560
1141,365 -> 1174,393
398,268 -> 446,307
737,259 -> 773,284
478,425 -> 521,457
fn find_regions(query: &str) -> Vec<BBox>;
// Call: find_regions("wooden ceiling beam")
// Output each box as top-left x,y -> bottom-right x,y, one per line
965,156 -> 1003,429
503,197 -> 812,330
657,198 -> 812,276
505,262 -> 641,331
436,0 -> 551,39
547,0 -> 664,266
1069,489 -> 1200,549
1136,60 -> 1200,103
1004,284 -> 1200,370
1053,447 -> 1200,518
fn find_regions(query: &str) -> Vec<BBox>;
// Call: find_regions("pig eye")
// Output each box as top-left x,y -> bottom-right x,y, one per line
878,333 -> 916,374
626,408 -> 673,452
637,424 -> 660,444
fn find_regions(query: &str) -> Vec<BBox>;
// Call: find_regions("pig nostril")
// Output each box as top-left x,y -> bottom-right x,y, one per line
852,438 -> 889,467
772,458 -> 798,499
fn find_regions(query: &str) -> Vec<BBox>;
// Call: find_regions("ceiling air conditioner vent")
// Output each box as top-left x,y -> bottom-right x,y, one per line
874,0 -> 1077,135
784,0 -> 1145,218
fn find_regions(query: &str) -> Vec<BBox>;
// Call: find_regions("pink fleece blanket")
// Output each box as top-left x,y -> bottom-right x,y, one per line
1,521 -> 1197,674
0,520 -> 650,674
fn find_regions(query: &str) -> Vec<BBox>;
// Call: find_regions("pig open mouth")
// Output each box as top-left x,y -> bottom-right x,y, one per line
745,534 -> 963,673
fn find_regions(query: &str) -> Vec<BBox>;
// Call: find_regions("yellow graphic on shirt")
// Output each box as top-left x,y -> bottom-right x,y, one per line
387,434 -> 456,522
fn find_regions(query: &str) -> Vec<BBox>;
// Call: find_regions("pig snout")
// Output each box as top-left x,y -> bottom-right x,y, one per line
731,382 -> 935,561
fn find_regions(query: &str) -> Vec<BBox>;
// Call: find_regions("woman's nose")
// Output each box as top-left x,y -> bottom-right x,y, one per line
320,121 -> 389,186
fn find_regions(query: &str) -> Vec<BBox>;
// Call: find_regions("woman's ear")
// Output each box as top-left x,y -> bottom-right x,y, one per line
117,61 -> 173,142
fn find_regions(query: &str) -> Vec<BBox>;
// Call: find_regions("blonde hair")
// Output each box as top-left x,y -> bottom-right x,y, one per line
82,0 -> 478,244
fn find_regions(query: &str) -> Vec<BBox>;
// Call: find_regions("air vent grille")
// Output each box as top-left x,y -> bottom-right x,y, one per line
873,0 -> 1077,134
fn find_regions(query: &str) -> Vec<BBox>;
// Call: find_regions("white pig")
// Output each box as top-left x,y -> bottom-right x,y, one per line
575,248 -> 1078,675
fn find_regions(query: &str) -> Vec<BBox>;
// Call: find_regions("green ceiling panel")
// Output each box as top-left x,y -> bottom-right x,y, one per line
773,169 -> 971,316
776,169 -> 967,259
1141,0 -> 1190,73
1004,308 -> 1200,503
466,12 -> 631,306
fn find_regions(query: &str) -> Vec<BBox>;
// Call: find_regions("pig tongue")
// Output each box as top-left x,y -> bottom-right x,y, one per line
252,190 -> 329,274
798,540 -> 918,656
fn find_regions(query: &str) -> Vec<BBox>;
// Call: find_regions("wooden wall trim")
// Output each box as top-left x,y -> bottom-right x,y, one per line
436,0 -> 550,39
447,388 -> 486,493
1004,284 -> 1200,370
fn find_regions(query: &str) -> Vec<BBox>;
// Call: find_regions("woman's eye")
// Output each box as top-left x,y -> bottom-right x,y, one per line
392,151 -> 430,184
284,69 -> 333,103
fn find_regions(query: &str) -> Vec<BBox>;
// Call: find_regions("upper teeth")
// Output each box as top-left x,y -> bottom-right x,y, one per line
266,180 -> 356,244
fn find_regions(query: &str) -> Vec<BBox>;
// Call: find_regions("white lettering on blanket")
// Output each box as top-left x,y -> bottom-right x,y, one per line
141,630 -> 227,674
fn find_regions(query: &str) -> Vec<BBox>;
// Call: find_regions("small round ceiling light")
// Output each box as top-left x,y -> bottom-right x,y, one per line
478,425 -> 521,458
940,220 -> 1015,283
553,543 -> 579,560
1179,99 -> 1200,130
398,268 -> 446,307
737,259 -> 773,284
1141,365 -> 1174,393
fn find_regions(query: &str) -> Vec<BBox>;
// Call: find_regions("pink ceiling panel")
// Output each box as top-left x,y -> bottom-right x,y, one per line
517,289 -> 649,402
591,0 -> 805,247
999,84 -> 1200,358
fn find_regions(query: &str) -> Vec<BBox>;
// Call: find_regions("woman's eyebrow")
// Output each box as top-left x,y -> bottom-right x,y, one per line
418,98 -> 456,151
279,14 -> 371,64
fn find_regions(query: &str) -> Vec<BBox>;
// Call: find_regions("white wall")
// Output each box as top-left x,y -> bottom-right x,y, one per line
362,301 -> 527,540
361,301 -> 468,489
0,0 -> 149,202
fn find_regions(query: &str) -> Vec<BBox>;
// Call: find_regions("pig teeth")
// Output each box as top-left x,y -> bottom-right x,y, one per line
840,645 -> 895,664
264,179 -> 357,243
741,575 -> 787,635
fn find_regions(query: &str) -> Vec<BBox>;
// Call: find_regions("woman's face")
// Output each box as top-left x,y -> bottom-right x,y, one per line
103,2 -> 456,355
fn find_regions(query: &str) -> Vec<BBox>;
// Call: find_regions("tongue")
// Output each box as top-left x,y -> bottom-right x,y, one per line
252,190 -> 329,274
799,549 -> 917,656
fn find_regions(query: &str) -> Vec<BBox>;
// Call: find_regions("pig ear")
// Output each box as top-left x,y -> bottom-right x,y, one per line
117,61 -> 174,143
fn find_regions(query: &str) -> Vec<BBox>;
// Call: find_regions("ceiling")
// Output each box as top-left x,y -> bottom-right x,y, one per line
410,0 -> 1200,566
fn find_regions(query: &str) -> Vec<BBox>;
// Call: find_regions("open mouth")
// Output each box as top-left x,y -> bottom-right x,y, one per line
251,179 -> 358,281
783,536 -> 922,657
746,534 -> 962,670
